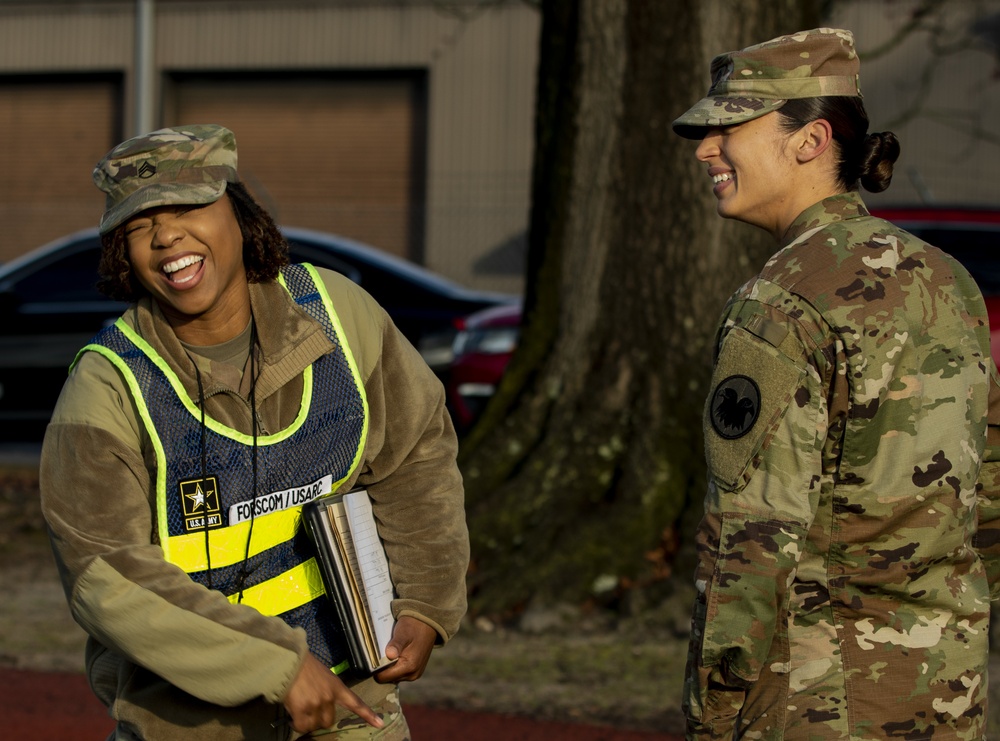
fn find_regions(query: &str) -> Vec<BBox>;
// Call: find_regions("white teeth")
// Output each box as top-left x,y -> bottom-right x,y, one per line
712,173 -> 733,184
163,255 -> 204,275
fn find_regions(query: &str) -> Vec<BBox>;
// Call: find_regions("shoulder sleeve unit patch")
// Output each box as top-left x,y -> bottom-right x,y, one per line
710,375 -> 761,439
704,327 -> 807,490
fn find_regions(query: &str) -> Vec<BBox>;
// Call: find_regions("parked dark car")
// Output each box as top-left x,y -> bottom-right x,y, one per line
0,226 -> 515,439
445,206 -> 1000,433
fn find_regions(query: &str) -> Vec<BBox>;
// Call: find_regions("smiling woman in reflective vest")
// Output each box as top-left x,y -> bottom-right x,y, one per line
39,124 -> 470,741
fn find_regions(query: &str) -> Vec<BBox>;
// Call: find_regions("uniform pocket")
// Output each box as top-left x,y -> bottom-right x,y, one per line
700,511 -> 791,680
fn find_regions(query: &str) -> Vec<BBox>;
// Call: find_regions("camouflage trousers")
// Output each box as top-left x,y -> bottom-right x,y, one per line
291,685 -> 409,741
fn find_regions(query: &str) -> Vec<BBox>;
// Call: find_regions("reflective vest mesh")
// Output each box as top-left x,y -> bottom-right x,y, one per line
85,264 -> 367,671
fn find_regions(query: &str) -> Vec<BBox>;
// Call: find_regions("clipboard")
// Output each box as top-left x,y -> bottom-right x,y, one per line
302,488 -> 397,675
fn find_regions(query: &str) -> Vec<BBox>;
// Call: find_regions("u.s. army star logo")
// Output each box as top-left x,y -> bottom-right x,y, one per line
179,476 -> 222,532
710,375 -> 761,440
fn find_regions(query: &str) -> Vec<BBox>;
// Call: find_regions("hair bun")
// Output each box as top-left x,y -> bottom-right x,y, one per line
859,131 -> 901,193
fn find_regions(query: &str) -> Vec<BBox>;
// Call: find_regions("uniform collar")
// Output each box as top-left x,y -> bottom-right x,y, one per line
781,191 -> 871,247
131,274 -> 335,402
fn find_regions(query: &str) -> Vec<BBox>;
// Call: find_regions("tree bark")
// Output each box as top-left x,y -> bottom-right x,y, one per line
460,0 -> 822,615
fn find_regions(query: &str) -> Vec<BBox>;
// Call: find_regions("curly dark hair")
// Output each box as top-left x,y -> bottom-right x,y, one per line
96,181 -> 290,301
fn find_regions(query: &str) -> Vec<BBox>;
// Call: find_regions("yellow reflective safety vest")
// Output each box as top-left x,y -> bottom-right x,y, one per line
79,263 -> 369,674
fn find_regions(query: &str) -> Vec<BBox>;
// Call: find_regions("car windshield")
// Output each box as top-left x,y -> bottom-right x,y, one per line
1,240 -> 105,304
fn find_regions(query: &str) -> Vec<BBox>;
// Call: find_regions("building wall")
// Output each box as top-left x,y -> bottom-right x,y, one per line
0,0 -> 540,293
0,76 -> 120,259
0,1 -> 997,293
164,73 -> 427,261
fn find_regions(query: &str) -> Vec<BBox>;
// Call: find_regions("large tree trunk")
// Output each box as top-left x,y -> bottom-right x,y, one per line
460,0 -> 822,615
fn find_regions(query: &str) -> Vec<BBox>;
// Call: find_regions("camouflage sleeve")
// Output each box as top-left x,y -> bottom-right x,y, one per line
973,359 -> 1000,598
684,309 -> 827,739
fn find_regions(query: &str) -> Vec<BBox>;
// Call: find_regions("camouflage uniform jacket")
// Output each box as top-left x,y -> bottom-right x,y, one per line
684,191 -> 1000,740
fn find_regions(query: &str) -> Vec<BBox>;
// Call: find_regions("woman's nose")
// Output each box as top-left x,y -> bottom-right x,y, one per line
695,129 -> 722,161
150,217 -> 184,249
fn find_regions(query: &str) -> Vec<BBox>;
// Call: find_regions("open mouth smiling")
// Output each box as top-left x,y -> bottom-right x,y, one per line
162,255 -> 205,284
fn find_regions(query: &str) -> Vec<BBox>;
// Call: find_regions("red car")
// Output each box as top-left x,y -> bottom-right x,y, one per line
446,301 -> 522,433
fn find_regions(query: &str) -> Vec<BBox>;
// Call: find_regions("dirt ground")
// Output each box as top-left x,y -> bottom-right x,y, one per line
0,667 -> 678,740
0,462 -> 686,739
7,459 -> 1000,740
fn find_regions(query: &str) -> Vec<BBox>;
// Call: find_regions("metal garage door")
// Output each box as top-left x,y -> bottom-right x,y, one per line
165,73 -> 426,261
0,76 -> 120,262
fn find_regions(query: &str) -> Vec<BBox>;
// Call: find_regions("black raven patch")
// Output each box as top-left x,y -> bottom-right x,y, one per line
710,375 -> 761,440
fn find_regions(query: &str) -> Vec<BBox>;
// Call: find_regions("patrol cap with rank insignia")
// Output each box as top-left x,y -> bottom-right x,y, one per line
673,28 -> 861,139
92,123 -> 239,234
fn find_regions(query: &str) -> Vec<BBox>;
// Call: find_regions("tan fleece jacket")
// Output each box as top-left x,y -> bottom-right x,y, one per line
39,267 -> 469,740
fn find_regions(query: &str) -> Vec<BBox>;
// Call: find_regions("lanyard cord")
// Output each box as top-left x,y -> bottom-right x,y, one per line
187,318 -> 259,599
236,318 -> 259,603
191,362 -> 214,591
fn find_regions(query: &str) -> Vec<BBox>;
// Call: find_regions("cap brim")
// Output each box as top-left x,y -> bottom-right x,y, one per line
672,95 -> 787,139
98,181 -> 229,234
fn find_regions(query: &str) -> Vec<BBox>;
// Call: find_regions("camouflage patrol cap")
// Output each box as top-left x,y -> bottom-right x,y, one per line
672,28 -> 861,139
93,123 -> 239,234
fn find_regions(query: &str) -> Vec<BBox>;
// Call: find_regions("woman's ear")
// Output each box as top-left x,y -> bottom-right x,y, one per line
795,119 -> 834,163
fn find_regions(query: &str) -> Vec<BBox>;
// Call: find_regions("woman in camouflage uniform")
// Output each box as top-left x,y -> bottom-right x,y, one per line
673,28 -> 1000,740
